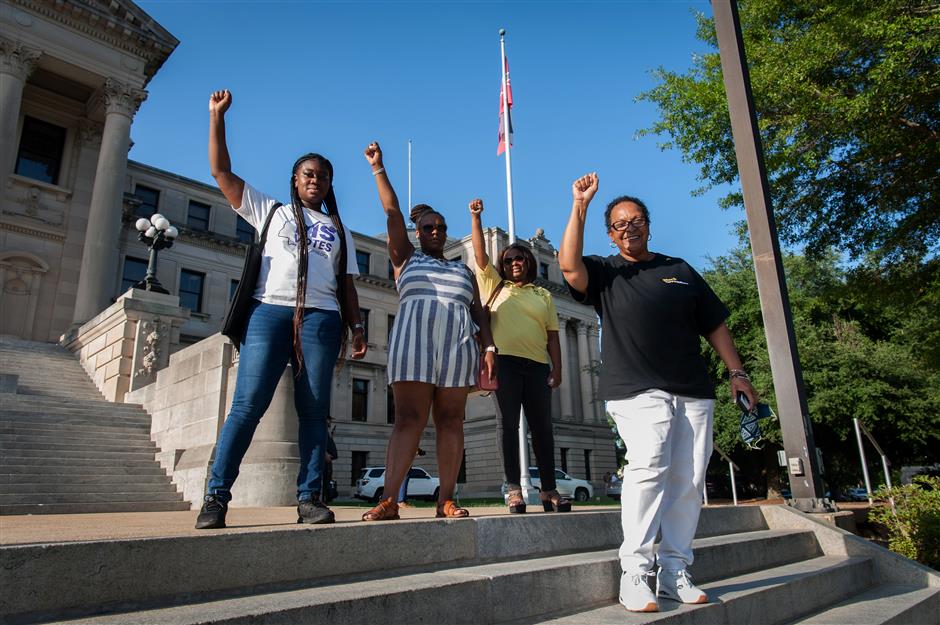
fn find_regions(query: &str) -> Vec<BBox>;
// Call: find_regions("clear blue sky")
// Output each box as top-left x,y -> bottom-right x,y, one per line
132,0 -> 742,269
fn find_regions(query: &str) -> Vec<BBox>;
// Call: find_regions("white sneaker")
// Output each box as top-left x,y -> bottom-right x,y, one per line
619,571 -> 659,612
657,568 -> 708,604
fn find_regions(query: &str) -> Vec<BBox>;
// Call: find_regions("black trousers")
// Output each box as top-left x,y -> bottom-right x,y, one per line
494,354 -> 557,492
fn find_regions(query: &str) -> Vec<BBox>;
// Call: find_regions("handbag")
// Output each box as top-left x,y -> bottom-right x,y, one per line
474,281 -> 505,392
221,202 -> 281,346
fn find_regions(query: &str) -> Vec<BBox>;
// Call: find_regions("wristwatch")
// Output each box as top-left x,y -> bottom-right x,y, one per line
351,322 -> 365,332
484,345 -> 498,353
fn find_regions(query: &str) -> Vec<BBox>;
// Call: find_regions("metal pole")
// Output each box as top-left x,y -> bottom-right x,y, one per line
407,140 -> 412,212
881,455 -> 893,491
853,418 -> 874,503
499,29 -> 532,500
729,459 -> 738,506
703,483 -> 709,506
711,0 -> 828,512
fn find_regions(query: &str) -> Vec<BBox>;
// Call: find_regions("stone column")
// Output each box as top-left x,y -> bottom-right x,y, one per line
72,78 -> 147,324
576,322 -> 595,422
557,318 -> 574,419
587,324 -> 602,422
0,36 -> 41,179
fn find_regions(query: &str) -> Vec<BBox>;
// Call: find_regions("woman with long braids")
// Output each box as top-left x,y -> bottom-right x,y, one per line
196,89 -> 367,529
360,141 -> 497,522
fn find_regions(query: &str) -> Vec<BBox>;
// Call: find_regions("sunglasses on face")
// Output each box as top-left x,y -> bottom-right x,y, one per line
420,223 -> 447,235
608,217 -> 648,232
503,255 -> 526,265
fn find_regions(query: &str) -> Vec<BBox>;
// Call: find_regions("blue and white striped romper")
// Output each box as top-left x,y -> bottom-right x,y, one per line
388,251 -> 480,387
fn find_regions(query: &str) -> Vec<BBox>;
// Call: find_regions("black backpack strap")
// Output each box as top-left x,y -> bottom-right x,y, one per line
257,201 -> 282,244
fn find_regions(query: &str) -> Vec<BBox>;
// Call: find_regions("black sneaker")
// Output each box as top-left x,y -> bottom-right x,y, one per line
195,495 -> 228,529
297,496 -> 335,524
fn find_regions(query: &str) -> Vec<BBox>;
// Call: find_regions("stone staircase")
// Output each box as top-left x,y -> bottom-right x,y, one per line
1,506 -> 936,624
0,336 -> 189,515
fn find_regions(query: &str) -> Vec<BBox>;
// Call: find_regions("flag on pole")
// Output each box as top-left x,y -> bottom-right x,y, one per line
497,57 -> 513,155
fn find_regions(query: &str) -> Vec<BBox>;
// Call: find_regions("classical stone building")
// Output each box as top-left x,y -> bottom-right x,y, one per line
1,0 -> 615,501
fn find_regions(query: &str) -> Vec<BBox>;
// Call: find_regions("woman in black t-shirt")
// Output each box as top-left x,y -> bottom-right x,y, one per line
559,172 -> 755,613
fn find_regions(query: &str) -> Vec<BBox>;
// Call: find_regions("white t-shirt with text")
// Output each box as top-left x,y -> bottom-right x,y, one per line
235,183 -> 359,310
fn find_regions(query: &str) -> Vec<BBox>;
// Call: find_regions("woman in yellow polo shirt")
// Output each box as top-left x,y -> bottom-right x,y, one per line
469,199 -> 569,513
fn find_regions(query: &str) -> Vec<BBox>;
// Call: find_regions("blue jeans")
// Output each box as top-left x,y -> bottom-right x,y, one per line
207,301 -> 341,503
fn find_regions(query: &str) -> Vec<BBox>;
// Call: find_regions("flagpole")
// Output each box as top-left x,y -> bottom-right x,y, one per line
407,139 -> 412,212
500,28 -> 533,502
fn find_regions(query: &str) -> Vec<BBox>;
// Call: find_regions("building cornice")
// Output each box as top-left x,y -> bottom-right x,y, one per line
0,220 -> 66,242
10,0 -> 178,83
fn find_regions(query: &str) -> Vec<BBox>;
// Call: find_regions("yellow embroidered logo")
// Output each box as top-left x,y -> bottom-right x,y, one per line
662,277 -> 690,286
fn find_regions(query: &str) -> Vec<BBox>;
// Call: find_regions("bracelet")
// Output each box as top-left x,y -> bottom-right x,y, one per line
351,322 -> 365,331
484,345 -> 498,353
372,167 -> 385,176
729,369 -> 750,381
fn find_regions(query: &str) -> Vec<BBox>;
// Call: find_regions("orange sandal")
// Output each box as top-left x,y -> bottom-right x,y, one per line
436,499 -> 470,518
362,497 -> 400,521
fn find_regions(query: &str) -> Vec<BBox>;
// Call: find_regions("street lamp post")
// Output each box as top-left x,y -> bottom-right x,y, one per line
133,214 -> 178,295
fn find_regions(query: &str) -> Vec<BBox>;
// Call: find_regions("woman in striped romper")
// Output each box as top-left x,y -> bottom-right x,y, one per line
362,141 -> 497,521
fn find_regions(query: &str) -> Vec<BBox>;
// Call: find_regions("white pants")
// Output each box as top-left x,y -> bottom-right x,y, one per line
608,389 -> 714,573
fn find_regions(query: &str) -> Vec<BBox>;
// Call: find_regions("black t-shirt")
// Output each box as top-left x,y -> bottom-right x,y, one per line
567,253 -> 729,400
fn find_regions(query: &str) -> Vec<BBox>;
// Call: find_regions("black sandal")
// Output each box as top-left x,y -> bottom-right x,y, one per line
507,486 -> 526,514
541,489 -> 571,512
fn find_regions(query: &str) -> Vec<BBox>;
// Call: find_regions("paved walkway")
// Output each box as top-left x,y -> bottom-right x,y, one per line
0,503 -> 621,546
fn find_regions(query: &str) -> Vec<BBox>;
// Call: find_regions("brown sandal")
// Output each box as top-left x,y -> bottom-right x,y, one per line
507,486 -> 526,514
540,490 -> 572,512
362,497 -> 400,521
436,499 -> 470,518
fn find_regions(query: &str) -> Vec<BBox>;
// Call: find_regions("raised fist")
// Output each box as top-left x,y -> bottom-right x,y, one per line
572,172 -> 599,205
364,142 -> 383,168
469,198 -> 484,215
209,90 -> 232,115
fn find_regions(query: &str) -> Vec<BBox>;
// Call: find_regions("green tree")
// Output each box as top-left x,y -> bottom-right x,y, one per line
702,250 -> 940,496
639,0 -> 940,263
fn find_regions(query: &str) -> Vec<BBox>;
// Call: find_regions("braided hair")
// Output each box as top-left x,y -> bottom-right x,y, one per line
288,153 -> 349,372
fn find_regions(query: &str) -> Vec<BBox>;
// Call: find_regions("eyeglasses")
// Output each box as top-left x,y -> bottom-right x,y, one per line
420,223 -> 447,235
503,255 -> 526,265
608,217 -> 648,232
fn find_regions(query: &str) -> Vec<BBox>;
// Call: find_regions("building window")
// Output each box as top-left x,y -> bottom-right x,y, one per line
179,269 -> 205,313
583,449 -> 592,481
120,257 -> 148,293
560,447 -> 569,474
457,450 -> 467,483
356,251 -> 370,275
229,279 -> 239,301
351,451 -> 369,486
134,185 -> 160,218
15,116 -> 66,185
387,314 -> 395,345
387,385 -> 395,424
359,308 -> 370,342
187,200 -> 211,231
236,215 -> 254,243
352,378 -> 369,422
539,262 -> 550,280
387,259 -> 395,279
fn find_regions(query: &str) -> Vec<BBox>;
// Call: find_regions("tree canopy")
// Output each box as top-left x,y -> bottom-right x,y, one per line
638,0 -> 939,264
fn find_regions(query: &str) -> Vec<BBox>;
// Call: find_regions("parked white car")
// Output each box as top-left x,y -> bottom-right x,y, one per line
354,466 -> 441,503
502,467 -> 595,502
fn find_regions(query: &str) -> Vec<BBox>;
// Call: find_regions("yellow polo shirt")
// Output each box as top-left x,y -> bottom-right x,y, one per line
476,262 -> 559,364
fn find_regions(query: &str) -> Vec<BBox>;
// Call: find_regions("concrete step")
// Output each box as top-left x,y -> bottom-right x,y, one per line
0,464 -> 171,476
0,509 -> 786,623
1,481 -> 178,494
0,500 -> 192,516
0,439 -> 157,453
0,491 -> 185,505
511,556 -> 874,625
0,448 -> 159,460
0,472 -> 173,484
788,583 -> 940,624
0,428 -> 153,443
0,415 -> 151,429
0,394 -> 146,412
0,402 -> 149,417
0,456 -> 166,468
